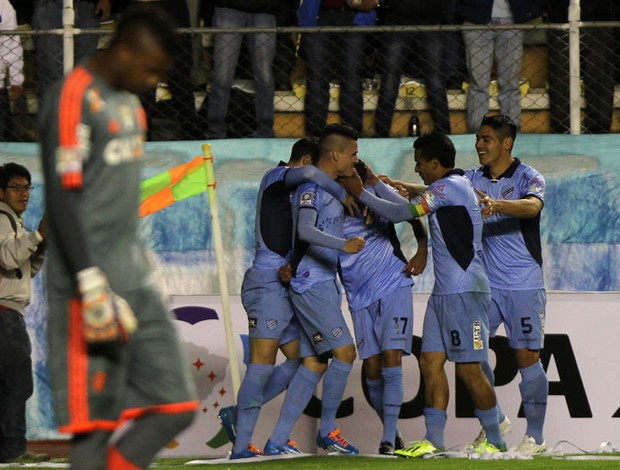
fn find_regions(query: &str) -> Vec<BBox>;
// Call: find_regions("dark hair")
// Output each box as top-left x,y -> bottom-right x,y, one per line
413,131 -> 456,168
317,124 -> 359,159
111,5 -> 180,58
0,162 -> 31,189
354,159 -> 369,184
289,137 -> 318,164
480,115 -> 517,143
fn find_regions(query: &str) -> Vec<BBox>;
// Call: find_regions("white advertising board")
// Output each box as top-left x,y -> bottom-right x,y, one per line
163,292 -> 620,457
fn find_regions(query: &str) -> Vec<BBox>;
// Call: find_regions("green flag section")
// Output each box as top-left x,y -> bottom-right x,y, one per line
140,156 -> 208,217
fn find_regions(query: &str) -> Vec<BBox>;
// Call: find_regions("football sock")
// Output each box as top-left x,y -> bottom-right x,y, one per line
519,361 -> 548,444
423,407 -> 447,449
233,363 -> 273,453
475,407 -> 502,448
381,366 -> 403,445
262,359 -> 299,404
270,366 -> 321,445
319,359 -> 353,436
481,360 -> 506,424
365,376 -> 384,419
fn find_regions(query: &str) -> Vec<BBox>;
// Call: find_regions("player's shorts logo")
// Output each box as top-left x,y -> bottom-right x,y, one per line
313,332 -> 325,344
473,320 -> 483,350
357,338 -> 364,350
266,319 -> 278,330
248,317 -> 257,329
331,327 -> 343,339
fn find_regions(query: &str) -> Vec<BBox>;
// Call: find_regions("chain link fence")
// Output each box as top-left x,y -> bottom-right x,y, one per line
1,20 -> 619,142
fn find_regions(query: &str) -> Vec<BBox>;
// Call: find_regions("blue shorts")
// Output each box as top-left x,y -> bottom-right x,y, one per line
489,288 -> 546,350
241,267 -> 300,344
421,292 -> 491,363
290,280 -> 354,358
350,285 -> 413,360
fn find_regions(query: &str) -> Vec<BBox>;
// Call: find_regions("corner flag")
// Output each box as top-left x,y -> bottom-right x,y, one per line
139,156 -> 208,217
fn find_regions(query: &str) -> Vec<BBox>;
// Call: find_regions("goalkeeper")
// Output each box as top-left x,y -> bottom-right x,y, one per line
38,6 -> 198,470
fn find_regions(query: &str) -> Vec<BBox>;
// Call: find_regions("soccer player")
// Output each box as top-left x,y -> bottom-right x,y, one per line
339,160 -> 428,455
38,7 -> 198,469
264,124 -> 365,455
464,115 -> 547,455
342,131 -> 505,457
220,137 -> 358,459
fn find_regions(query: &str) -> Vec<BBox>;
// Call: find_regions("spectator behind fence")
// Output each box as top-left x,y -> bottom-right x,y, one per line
458,0 -> 541,133
299,0 -> 378,138
544,0 -> 619,134
205,0 -> 283,139
7,0 -> 33,26
274,0 -> 297,91
0,0 -> 23,141
132,0 -> 201,140
31,0 -> 110,101
374,0 -> 452,137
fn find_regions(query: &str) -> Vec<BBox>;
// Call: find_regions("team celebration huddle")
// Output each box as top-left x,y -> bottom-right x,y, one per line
217,115 -> 547,459
0,4 -> 551,467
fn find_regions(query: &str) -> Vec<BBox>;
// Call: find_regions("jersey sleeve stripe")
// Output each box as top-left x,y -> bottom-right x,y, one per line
67,298 -> 90,425
57,67 -> 93,189
59,66 -> 92,147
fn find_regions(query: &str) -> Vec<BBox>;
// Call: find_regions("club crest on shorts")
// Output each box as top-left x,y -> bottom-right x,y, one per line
331,327 -> 343,339
473,320 -> 483,350
313,332 -> 325,344
266,319 -> 278,330
357,338 -> 365,350
248,317 -> 257,329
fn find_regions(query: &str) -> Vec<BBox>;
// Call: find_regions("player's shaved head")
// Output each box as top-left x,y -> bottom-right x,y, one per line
110,5 -> 179,58
95,4 -> 179,94
318,124 -> 359,160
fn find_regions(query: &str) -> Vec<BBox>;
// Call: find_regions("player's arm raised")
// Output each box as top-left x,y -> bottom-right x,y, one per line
297,207 -> 365,253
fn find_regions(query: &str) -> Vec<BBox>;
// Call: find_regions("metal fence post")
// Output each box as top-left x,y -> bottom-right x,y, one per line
568,0 -> 581,134
62,0 -> 75,75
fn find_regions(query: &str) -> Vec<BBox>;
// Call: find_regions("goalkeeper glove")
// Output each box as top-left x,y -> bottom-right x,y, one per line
77,267 -> 138,343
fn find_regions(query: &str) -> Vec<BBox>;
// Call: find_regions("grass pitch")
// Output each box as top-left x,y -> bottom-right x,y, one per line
6,455 -> 620,469
157,455 -> 620,469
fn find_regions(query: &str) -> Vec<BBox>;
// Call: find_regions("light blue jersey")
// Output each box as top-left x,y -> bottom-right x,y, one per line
340,187 -> 413,311
290,182 -> 344,293
421,170 -> 490,295
465,159 -> 545,290
252,163 -> 347,271
252,164 -> 295,270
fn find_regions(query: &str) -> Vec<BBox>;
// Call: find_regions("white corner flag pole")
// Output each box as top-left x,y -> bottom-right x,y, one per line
202,144 -> 241,400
